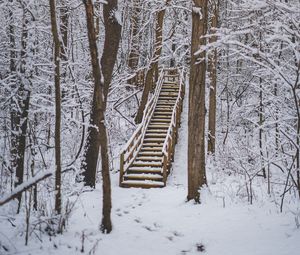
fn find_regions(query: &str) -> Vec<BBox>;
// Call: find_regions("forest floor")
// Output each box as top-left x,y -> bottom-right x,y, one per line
1,87 -> 300,255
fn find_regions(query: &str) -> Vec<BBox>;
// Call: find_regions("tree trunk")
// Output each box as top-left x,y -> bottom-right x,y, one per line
10,2 -> 31,213
82,0 -> 120,233
134,1 -> 169,124
101,0 -> 122,102
49,0 -> 62,214
207,0 -> 219,154
59,0 -> 69,101
101,0 -> 121,233
187,0 -> 208,202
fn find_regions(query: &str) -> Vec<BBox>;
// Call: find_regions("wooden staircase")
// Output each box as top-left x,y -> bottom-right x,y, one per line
119,67 -> 185,188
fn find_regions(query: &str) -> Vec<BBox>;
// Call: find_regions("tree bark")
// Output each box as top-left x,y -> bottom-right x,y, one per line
49,0 -> 62,214
207,0 -> 219,154
101,0 -> 122,101
10,2 -> 31,213
101,0 -> 121,233
82,0 -> 121,233
187,0 -> 208,202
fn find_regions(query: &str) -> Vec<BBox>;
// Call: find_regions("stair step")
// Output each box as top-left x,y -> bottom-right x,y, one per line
165,81 -> 178,84
144,138 -> 165,142
156,102 -> 176,106
150,119 -> 171,124
139,151 -> 163,156
143,138 -> 164,143
146,129 -> 168,133
162,84 -> 179,87
120,180 -> 164,188
136,156 -> 162,161
128,166 -> 162,174
157,100 -> 176,104
158,92 -> 178,96
161,86 -> 179,89
140,147 -> 163,151
124,173 -> 163,181
160,94 -> 178,97
153,116 -> 172,120
160,88 -> 179,91
145,133 -> 167,138
142,143 -> 164,148
157,102 -> 176,105
132,161 -> 162,168
158,95 -> 178,101
153,113 -> 172,117
148,124 -> 169,129
152,116 -> 172,119
157,99 -> 176,103
161,88 -> 179,91
155,108 -> 173,112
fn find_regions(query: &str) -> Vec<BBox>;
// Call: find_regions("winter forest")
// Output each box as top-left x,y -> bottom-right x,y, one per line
0,0 -> 300,254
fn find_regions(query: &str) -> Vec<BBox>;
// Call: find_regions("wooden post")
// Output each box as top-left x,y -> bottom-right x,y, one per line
171,129 -> 176,162
163,154 -> 167,186
119,152 -> 125,186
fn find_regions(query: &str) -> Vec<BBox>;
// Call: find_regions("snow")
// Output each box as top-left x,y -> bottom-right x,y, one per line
192,7 -> 203,19
1,75 -> 300,255
0,169 -> 54,206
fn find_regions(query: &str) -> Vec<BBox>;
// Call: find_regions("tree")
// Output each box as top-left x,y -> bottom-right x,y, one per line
49,0 -> 62,214
100,0 -> 121,233
9,1 -> 31,213
82,0 -> 121,233
207,0 -> 219,154
187,0 -> 208,202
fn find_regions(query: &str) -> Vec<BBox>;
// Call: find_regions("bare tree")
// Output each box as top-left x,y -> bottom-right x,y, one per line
49,0 -> 62,214
9,1 -> 31,213
82,0 -> 121,233
207,0 -> 219,154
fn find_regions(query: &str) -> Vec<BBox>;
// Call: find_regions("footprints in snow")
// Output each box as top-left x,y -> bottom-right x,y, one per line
166,230 -> 184,241
115,192 -> 147,217
114,192 -> 185,245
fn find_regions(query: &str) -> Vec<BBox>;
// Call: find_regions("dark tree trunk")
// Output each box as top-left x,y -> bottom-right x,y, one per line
207,0 -> 219,154
82,0 -> 121,233
49,0 -> 62,214
59,0 -> 68,101
100,0 -> 121,233
101,0 -> 122,101
187,0 -> 208,202
10,3 -> 31,213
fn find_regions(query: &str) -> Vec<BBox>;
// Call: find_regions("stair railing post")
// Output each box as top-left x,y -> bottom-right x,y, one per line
163,154 -> 167,186
119,151 -> 125,186
167,136 -> 172,173
171,128 -> 176,162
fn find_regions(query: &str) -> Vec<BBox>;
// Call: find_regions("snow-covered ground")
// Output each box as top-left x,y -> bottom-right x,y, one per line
1,86 -> 300,255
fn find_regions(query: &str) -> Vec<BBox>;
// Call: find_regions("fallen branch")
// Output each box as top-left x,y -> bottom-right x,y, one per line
0,170 -> 54,206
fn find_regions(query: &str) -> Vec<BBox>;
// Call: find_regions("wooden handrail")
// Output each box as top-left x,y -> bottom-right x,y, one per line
119,68 -> 165,185
161,68 -> 185,184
